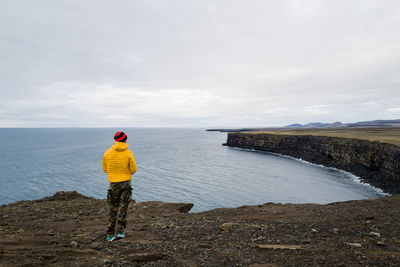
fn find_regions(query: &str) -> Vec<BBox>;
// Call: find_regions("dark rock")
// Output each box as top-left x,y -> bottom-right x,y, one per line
48,240 -> 58,245
126,252 -> 164,262
39,191 -> 92,202
177,203 -> 194,213
39,255 -> 57,261
377,241 -> 387,247
89,242 -> 102,250
198,243 -> 212,249
103,259 -> 115,265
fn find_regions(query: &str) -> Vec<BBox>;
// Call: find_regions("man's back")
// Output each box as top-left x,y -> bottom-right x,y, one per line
103,142 -> 137,183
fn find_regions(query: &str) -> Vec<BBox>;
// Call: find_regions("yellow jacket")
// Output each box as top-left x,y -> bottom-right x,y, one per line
102,142 -> 137,183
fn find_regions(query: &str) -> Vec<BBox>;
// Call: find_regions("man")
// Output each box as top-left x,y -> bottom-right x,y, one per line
102,131 -> 137,241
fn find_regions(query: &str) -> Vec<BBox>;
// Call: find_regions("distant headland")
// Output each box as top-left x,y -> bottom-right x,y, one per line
207,119 -> 400,132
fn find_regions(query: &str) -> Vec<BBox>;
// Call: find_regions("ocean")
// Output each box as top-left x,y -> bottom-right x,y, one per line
0,128 -> 386,212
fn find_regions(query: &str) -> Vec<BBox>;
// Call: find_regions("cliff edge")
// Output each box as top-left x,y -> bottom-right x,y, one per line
1,191 -> 399,266
224,132 -> 400,194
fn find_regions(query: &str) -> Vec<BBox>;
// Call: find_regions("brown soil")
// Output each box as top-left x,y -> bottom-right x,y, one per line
1,191 -> 399,266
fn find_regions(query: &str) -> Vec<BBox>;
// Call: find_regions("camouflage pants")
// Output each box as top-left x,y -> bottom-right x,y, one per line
106,181 -> 132,236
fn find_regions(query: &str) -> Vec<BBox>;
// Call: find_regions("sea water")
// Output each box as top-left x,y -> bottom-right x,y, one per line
0,128 -> 386,211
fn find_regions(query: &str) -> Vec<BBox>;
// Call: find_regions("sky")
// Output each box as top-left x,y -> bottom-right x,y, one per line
0,0 -> 399,128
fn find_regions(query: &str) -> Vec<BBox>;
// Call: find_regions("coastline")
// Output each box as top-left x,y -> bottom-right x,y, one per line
1,191 -> 399,266
224,132 -> 400,194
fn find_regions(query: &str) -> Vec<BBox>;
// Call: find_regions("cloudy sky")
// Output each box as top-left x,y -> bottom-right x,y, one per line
1,0 -> 399,127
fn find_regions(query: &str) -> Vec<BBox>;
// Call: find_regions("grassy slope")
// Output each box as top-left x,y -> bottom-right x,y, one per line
243,127 -> 400,146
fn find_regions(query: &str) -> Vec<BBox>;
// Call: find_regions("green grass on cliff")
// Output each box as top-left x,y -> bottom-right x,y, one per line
243,127 -> 400,146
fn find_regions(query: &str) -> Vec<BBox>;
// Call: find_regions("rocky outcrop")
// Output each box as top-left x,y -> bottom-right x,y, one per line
224,133 -> 400,194
1,191 -> 399,266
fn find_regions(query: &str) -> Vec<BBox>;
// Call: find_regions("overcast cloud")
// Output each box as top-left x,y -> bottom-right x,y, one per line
1,0 -> 399,127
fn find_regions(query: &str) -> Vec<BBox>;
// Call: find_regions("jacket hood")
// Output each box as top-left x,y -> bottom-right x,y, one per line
112,142 -> 129,151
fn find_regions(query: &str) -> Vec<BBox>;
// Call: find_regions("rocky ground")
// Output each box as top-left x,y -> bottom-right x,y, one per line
1,191 -> 399,266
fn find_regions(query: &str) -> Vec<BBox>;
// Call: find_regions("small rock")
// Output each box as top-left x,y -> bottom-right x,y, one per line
257,244 -> 302,250
71,241 -> 79,247
368,232 -> 381,238
103,259 -> 114,265
198,243 -> 212,249
46,230 -> 55,236
180,259 -> 197,267
220,223 -> 239,231
48,240 -> 58,245
376,241 -> 386,247
345,242 -> 362,248
89,242 -> 102,250
177,203 -> 194,213
38,255 -> 56,261
127,252 -> 164,262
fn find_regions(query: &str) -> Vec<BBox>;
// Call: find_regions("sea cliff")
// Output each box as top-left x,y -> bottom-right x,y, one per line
224,132 -> 400,194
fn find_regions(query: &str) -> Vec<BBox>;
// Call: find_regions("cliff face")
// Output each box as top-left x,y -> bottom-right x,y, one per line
225,133 -> 400,194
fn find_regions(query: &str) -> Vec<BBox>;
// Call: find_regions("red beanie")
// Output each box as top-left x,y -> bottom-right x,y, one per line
114,131 -> 127,142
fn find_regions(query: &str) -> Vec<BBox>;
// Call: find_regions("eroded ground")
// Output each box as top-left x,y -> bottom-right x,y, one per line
1,191 -> 399,266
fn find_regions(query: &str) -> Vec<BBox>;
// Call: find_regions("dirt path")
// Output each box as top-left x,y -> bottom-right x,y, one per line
1,191 -> 399,266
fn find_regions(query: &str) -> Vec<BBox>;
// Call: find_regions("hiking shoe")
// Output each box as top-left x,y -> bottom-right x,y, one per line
116,233 -> 125,239
106,236 -> 116,242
